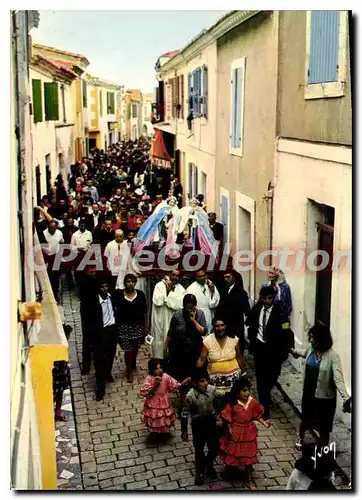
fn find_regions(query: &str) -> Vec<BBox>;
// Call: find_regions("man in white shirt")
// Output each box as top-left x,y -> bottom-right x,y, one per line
151,270 -> 185,358
70,219 -> 93,252
43,220 -> 64,302
104,229 -> 129,290
186,269 -> 220,334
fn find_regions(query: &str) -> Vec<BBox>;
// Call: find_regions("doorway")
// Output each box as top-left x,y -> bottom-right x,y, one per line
45,154 -> 51,193
35,166 -> 41,204
89,138 -> 96,150
237,206 -> 251,295
315,221 -> 334,327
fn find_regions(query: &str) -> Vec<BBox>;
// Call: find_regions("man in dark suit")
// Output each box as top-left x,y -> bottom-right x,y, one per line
208,212 -> 224,243
246,286 -> 294,419
86,203 -> 104,232
217,270 -> 250,354
84,278 -> 118,400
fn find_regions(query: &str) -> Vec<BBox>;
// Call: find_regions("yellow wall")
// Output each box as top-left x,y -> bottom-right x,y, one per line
30,345 -> 68,490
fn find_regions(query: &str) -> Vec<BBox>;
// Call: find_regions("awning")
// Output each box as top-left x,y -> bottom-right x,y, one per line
151,129 -> 172,169
153,122 -> 175,135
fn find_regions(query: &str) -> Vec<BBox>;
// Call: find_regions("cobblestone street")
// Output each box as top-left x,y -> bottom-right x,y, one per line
58,286 -> 349,491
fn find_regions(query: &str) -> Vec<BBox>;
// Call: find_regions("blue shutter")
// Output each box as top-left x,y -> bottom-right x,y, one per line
198,68 -> 202,114
192,70 -> 197,112
193,166 -> 198,197
234,67 -> 242,148
188,163 -> 193,198
221,195 -> 228,242
230,69 -> 237,148
202,65 -> 208,117
309,11 -> 340,84
187,73 -> 192,113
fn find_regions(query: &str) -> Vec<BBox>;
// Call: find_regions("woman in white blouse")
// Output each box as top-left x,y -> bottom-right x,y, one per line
197,316 -> 246,410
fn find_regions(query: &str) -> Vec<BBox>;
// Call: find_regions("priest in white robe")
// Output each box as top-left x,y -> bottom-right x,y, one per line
185,269 -> 220,333
151,270 -> 185,358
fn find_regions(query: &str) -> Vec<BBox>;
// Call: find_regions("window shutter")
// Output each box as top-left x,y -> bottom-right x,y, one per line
193,165 -> 198,197
234,67 -> 242,148
221,195 -> 228,242
176,76 -> 180,118
188,163 -> 193,198
192,70 -> 198,113
230,69 -> 237,148
99,90 -> 103,117
308,11 -> 340,84
180,74 -> 184,119
202,65 -> 208,118
187,73 -> 192,113
82,79 -> 87,108
32,79 -> 43,123
201,172 -> 207,202
110,92 -> 115,114
44,82 -> 59,121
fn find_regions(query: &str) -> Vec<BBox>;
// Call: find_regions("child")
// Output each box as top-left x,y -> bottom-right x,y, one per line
140,359 -> 180,440
184,367 -> 221,486
53,322 -> 72,422
219,377 -> 271,489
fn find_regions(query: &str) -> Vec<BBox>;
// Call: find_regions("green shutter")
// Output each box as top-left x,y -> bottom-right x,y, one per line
99,90 -> 103,117
32,79 -> 43,123
44,82 -> 59,121
82,80 -> 87,108
111,92 -> 115,114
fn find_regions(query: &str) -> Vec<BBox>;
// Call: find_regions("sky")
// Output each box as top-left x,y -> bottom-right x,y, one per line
33,10 -> 228,93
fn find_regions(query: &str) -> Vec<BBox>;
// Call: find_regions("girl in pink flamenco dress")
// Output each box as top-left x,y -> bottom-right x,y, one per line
219,377 -> 271,489
140,359 -> 180,440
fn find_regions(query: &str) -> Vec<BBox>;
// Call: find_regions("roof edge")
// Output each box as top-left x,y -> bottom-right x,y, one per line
158,10 -> 260,74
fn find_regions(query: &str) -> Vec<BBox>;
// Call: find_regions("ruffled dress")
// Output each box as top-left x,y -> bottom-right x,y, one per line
140,373 -> 180,433
219,397 -> 264,466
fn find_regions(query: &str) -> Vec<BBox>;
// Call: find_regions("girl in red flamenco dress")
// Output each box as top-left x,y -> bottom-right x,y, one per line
140,359 -> 180,441
219,377 -> 272,489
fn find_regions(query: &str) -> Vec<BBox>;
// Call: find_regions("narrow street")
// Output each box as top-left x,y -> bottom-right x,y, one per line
54,285 -> 348,491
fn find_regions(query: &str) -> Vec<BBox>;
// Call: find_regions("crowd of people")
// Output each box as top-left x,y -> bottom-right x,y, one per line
34,138 -> 351,490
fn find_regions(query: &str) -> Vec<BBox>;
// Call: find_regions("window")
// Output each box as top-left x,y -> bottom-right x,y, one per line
187,67 -> 207,118
32,79 -> 43,123
132,103 -> 137,118
82,79 -> 87,108
107,92 -> 115,114
44,82 -> 59,121
305,11 -> 348,99
230,57 -> 246,157
99,90 -> 103,117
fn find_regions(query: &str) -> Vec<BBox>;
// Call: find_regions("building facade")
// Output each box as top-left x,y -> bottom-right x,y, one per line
30,44 -> 89,197
272,11 -> 352,390
11,11 -> 69,490
141,92 -> 154,137
155,37 -> 218,211
85,75 -> 122,151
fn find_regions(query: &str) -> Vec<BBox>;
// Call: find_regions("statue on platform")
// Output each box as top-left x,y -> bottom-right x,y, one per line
174,198 -> 218,258
133,197 -> 179,253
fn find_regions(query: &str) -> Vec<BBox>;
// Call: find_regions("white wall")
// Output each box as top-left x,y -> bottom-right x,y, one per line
11,24 -> 42,488
30,67 -> 57,196
273,139 -> 352,390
